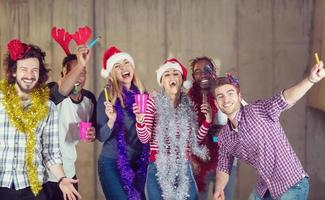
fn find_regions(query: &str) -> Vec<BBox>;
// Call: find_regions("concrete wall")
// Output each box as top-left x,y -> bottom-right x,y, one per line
1,1 -> 323,199
306,1 -> 325,200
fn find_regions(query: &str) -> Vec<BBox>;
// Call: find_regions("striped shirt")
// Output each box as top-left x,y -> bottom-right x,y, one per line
136,98 -> 210,162
0,92 -> 62,190
217,92 -> 306,199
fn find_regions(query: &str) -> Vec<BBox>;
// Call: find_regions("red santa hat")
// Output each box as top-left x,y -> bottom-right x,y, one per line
156,58 -> 192,89
101,46 -> 134,78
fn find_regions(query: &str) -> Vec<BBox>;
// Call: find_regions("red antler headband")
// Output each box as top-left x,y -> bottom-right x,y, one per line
51,26 -> 92,55
7,39 -> 30,61
51,27 -> 73,55
72,26 -> 92,45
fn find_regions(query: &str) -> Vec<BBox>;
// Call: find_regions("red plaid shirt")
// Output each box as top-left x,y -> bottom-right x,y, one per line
217,92 -> 307,199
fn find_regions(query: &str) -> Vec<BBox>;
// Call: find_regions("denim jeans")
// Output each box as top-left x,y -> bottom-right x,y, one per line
145,162 -> 198,200
248,177 -> 309,200
98,156 -> 128,200
98,155 -> 145,200
224,164 -> 238,200
198,163 -> 237,200
224,162 -> 237,200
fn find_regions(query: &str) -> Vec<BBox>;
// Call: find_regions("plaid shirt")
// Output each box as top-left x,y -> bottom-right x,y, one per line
0,92 -> 62,190
217,92 -> 306,199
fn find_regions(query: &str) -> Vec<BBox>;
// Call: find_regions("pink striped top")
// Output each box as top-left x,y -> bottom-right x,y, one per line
136,98 -> 210,162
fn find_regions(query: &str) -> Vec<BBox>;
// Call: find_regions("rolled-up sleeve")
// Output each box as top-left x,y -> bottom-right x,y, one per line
42,101 -> 62,168
216,139 -> 234,175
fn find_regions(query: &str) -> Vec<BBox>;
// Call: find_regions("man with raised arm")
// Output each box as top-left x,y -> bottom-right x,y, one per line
212,61 -> 324,200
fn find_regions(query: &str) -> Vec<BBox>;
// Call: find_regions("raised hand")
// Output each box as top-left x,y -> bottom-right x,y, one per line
132,103 -> 145,123
104,101 -> 117,123
309,61 -> 324,83
76,45 -> 91,67
201,103 -> 212,123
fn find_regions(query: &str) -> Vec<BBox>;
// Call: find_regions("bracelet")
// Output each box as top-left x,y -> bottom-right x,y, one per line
57,176 -> 67,186
307,77 -> 317,84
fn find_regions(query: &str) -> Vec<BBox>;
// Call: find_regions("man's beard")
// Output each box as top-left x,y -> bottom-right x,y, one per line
16,78 -> 37,94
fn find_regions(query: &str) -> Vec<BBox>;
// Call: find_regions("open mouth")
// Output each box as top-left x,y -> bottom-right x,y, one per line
201,79 -> 209,84
22,78 -> 35,84
23,80 -> 33,83
199,79 -> 210,88
122,71 -> 130,79
223,103 -> 233,108
169,80 -> 177,86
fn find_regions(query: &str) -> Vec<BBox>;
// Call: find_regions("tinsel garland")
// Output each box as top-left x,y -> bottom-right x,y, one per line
0,81 -> 49,196
154,91 -> 209,200
114,85 -> 148,200
188,83 -> 219,192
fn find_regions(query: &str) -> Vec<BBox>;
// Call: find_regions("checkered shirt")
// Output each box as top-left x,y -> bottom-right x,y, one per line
0,92 -> 62,190
217,93 -> 306,199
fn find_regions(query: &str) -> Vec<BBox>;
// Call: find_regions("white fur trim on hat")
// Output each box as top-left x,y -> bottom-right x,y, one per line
102,52 -> 134,78
183,80 -> 192,89
156,62 -> 183,85
101,68 -> 110,78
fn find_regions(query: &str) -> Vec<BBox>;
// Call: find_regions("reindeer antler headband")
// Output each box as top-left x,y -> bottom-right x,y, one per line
51,27 -> 73,55
51,26 -> 93,55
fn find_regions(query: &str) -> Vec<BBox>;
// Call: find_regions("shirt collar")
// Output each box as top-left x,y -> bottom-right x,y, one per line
236,104 -> 244,122
228,104 -> 244,132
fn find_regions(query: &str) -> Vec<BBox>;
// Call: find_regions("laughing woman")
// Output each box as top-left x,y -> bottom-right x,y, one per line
133,58 -> 212,200
96,46 -> 148,200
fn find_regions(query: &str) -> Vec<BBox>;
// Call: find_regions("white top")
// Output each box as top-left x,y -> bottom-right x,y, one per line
47,82 -> 96,181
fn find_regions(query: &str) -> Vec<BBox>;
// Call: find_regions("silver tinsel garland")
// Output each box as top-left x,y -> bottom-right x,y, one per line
154,92 -> 210,200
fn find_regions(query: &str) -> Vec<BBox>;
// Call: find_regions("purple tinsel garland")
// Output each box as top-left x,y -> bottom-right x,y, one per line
114,85 -> 149,200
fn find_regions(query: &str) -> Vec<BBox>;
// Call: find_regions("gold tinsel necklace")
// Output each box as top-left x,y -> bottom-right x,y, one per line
0,80 -> 49,196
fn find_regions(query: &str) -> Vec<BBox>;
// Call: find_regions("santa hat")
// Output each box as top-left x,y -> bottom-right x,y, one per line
156,58 -> 192,89
101,46 -> 134,78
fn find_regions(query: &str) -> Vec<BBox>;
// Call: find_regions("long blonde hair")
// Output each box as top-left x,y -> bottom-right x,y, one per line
106,68 -> 145,107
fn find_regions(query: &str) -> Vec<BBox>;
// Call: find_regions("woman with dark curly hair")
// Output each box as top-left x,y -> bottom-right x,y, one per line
188,56 -> 237,200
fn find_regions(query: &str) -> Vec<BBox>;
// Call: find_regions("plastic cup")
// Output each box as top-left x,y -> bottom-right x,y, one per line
79,122 -> 92,141
134,94 -> 148,114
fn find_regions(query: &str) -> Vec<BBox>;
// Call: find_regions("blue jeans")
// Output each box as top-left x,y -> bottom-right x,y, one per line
224,163 -> 237,200
98,156 -> 127,200
98,156 -> 144,200
145,162 -> 198,200
248,177 -> 309,200
198,163 -> 237,200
